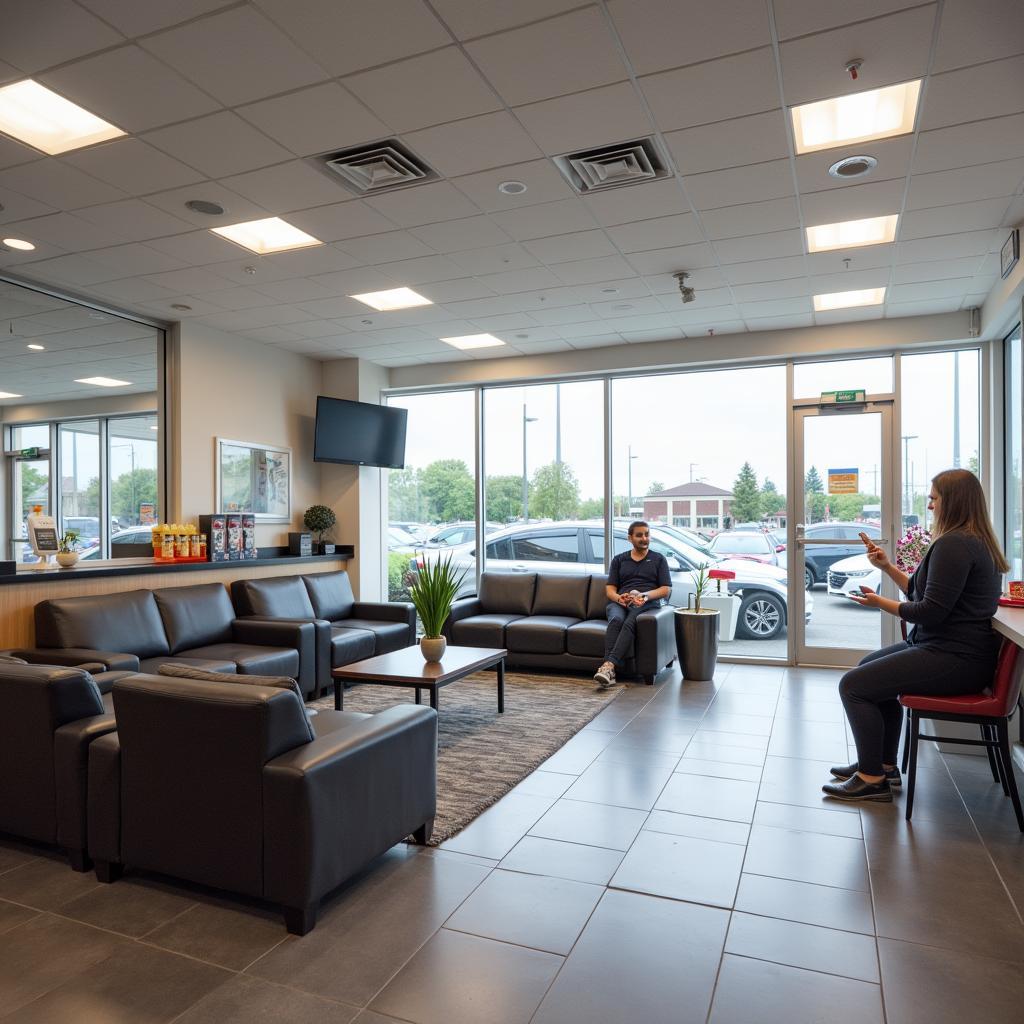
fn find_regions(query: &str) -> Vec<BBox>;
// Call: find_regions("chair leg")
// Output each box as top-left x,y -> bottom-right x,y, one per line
412,818 -> 434,845
283,902 -> 318,936
901,709 -> 911,774
996,720 -> 1024,832
982,724 -> 1006,789
905,710 -> 920,821
66,848 -> 90,873
94,860 -> 122,884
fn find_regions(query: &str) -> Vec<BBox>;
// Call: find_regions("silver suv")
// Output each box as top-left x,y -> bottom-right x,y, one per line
413,521 -> 811,641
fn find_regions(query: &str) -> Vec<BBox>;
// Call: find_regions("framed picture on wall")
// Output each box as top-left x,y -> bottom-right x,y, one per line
1001,229 -> 1019,279
215,438 -> 291,522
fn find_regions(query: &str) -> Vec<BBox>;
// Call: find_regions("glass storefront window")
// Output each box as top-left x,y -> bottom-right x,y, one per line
1006,326 -> 1022,579
11,424 -> 50,563
109,414 -> 159,550
59,421 -> 100,552
793,356 -> 893,398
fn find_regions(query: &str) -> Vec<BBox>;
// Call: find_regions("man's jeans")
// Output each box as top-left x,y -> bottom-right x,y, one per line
605,600 -> 659,666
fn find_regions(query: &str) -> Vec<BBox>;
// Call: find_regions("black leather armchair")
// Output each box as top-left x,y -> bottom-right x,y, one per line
0,662 -> 116,870
87,674 -> 437,934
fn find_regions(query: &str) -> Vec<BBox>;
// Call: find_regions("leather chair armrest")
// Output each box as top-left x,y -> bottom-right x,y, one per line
54,713 -> 117,859
634,605 -> 676,678
351,601 -> 416,628
262,705 -> 437,910
231,618 -> 318,699
236,616 -> 332,698
87,731 -> 122,867
442,598 -> 482,640
10,648 -> 140,672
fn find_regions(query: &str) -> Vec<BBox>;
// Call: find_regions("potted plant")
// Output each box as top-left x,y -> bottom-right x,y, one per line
303,505 -> 336,554
56,529 -> 81,569
673,563 -> 720,681
408,552 -> 468,663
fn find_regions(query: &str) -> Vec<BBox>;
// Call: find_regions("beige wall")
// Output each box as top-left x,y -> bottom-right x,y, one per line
169,322 -> 322,549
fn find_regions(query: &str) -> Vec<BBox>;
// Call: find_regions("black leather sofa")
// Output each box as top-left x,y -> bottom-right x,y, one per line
17,583 -> 319,697
0,661 -> 117,870
231,571 -> 415,695
444,572 -> 675,683
87,673 -> 437,934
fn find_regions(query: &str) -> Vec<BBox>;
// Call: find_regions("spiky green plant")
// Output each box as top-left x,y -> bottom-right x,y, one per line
689,562 -> 713,613
409,552 -> 468,638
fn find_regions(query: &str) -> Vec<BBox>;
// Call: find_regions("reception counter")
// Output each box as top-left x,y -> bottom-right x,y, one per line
993,605 -> 1024,770
0,552 -> 351,649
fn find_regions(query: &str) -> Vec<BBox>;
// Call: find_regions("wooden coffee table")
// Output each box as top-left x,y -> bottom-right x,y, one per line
331,645 -> 507,713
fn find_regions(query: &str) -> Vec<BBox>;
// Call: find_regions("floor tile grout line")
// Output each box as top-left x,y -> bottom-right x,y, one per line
721,948 -> 882,987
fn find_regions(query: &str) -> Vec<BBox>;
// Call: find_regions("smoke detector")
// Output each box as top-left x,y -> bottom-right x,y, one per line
673,271 -> 696,303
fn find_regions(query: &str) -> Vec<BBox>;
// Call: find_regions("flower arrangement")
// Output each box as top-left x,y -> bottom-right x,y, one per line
895,524 -> 931,574
57,529 -> 80,554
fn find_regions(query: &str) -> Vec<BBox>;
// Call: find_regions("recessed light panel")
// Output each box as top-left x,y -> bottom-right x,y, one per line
791,80 -> 921,155
27,343 -> 44,350
0,79 -> 124,155
211,217 -> 322,255
806,214 -> 898,253
351,287 -> 432,311
440,334 -> 506,350
3,237 -> 35,250
813,288 -> 886,312
0,391 -> 22,399
75,376 -> 132,387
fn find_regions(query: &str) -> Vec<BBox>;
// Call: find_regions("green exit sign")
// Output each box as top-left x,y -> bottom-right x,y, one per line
19,446 -> 40,459
821,389 -> 866,405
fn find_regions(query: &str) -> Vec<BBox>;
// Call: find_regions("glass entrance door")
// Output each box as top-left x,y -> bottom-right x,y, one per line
791,401 -> 898,666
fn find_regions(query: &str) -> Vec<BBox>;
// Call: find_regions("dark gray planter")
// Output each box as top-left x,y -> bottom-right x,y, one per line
674,609 -> 720,681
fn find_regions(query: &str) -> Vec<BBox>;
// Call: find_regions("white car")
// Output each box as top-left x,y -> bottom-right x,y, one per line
826,553 -> 881,598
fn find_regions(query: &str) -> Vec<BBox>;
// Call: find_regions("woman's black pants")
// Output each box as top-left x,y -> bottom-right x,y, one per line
838,640 -> 994,776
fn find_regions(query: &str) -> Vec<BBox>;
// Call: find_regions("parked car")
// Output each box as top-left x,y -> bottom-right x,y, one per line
709,530 -> 784,566
79,526 -> 156,560
387,525 -> 420,550
389,521 -> 430,543
786,522 -> 881,591
420,522 -> 501,547
826,553 -> 881,599
413,521 -> 811,641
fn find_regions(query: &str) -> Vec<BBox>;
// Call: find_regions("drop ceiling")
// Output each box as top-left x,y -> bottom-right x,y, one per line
0,0 -> 1019,369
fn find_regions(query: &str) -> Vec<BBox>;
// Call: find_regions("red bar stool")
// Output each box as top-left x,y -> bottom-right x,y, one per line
900,640 -> 1023,830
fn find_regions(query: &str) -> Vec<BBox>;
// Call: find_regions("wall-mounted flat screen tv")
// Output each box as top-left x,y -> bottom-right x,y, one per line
313,397 -> 407,469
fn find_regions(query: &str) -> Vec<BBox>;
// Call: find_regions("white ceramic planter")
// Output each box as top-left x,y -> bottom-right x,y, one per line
55,552 -> 80,569
700,592 -> 740,641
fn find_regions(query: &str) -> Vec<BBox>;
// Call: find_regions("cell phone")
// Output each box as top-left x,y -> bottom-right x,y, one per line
844,591 -> 863,600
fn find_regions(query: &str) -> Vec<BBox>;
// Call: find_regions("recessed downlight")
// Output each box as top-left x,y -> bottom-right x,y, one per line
27,343 -> 44,350
828,155 -> 878,179
75,376 -> 132,387
813,287 -> 886,312
0,391 -> 22,399
186,199 -> 226,216
0,79 -> 124,155
806,214 -> 898,253
350,287 -> 432,311
498,180 -> 528,195
3,237 -> 35,251
440,333 -> 506,350
211,217 -> 322,255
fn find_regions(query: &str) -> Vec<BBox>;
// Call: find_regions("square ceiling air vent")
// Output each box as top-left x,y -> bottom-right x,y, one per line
320,139 -> 437,196
553,137 -> 670,194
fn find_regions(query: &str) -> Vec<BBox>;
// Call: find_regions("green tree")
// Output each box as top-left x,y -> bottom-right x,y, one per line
760,480 -> 786,518
419,459 -> 475,523
529,461 -> 580,519
831,492 -> 879,521
388,467 -> 422,522
730,461 -> 762,522
110,467 -> 157,523
805,466 -> 824,493
967,451 -> 979,475
485,475 -> 522,523
646,480 -> 665,496
18,465 -> 48,518
578,497 -> 604,518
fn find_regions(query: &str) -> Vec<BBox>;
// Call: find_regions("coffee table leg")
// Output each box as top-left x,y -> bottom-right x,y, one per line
334,679 -> 343,711
497,659 -> 505,713
415,687 -> 421,704
430,687 -> 438,712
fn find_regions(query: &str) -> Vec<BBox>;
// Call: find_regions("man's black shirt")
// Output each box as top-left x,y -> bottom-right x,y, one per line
608,550 -> 672,604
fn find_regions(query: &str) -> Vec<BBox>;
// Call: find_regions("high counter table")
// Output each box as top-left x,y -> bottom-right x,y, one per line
0,550 -> 352,649
993,605 -> 1024,772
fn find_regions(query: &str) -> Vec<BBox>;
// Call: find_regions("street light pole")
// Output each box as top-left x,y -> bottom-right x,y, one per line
689,462 -> 698,483
901,435 -> 918,517
522,405 -> 538,521
627,445 -> 638,516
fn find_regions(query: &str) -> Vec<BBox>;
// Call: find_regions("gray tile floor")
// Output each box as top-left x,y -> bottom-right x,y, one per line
2,662 -> 1023,1023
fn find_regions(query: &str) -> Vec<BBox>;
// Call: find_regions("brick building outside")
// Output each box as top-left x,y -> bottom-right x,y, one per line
641,482 -> 734,533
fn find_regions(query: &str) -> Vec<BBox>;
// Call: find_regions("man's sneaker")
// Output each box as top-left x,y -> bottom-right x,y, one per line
830,762 -> 902,788
594,663 -> 616,689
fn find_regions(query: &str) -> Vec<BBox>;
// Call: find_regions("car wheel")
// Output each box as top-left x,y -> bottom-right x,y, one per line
804,566 -> 814,590
737,592 -> 785,640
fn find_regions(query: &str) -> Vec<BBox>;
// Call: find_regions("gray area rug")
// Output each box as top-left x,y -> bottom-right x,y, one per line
312,670 -> 622,844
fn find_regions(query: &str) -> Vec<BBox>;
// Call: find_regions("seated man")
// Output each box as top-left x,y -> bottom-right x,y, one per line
594,521 -> 671,688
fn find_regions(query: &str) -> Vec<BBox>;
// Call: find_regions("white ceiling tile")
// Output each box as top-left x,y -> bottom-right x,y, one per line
607,0 -> 771,75
805,247 -> 894,276
739,296 -> 813,317
0,134 -> 37,170
286,200 -> 397,243
220,161 -> 348,214
641,48 -> 780,132
514,82 -> 654,155
605,214 -> 703,253
466,8 -> 627,107
141,266 -> 238,295
800,178 -> 907,224
244,326 -> 308,344
254,0 -> 450,76
89,277 -> 178,305
923,55 -> 1024,132
3,211 -> 126,250
409,215 -> 511,253
250,278 -> 334,303
415,279 -> 496,303
899,197 -> 1014,240
701,197 -> 800,240
779,6 -> 937,106
451,159 -> 576,212
430,0 -> 583,39
582,178 -> 690,227
365,181 -> 481,227
524,229 -> 618,264
198,305 -> 312,331
914,114 -> 1024,174
141,7 -> 329,107
685,160 -> 795,211
346,48 -> 501,133
907,158 -> 1024,210
590,295 -> 666,318
557,319 -> 621,339
714,229 -> 804,264
74,199 -> 195,243
0,160 -> 126,209
746,313 -> 816,331
895,228 -> 1002,263
294,296 -> 382,319
722,255 -> 808,284
404,111 -> 543,177
288,319 -> 351,338
888,277 -> 974,302
232,244 -> 358,282
891,257 -> 986,283
0,0 -> 123,72
237,83 -> 391,158
363,253 -> 466,284
0,186 -> 55,224
932,0 -> 1024,72
808,267 -> 890,293
626,243 -> 719,276
144,230 -> 247,265
202,286 -> 280,311
87,243 -> 189,277
773,0 -> 923,40
732,278 -> 811,303
885,297 -> 961,316
665,110 -> 789,176
509,339 -> 575,354
336,231 -> 435,265
62,139 -> 203,196
564,333 -> 627,349
77,0 -> 236,36
490,198 -> 598,241
476,266 -> 565,294
144,182 -> 269,227
41,45 -> 221,134
552,255 -> 638,285
13,253 -> 114,287
143,112 -> 292,179
795,135 -> 912,193
619,329 -> 682,344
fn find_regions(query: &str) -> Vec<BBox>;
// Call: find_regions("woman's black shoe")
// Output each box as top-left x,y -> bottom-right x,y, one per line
822,775 -> 893,803
830,762 -> 902,788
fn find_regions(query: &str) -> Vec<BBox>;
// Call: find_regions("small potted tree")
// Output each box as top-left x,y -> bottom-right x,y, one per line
303,505 -> 336,554
673,563 -> 720,681
56,529 -> 81,569
408,552 -> 467,663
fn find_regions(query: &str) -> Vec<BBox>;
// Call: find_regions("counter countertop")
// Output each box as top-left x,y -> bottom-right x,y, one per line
993,604 -> 1024,648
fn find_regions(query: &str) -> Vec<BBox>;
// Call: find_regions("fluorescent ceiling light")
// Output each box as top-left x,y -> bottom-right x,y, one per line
27,343 -> 44,350
806,214 -> 898,253
0,391 -> 22,399
791,80 -> 921,154
350,287 -> 432,311
814,288 -> 886,312
3,237 -> 35,251
211,217 -> 322,255
75,376 -> 132,387
440,333 -> 506,350
0,79 -> 124,155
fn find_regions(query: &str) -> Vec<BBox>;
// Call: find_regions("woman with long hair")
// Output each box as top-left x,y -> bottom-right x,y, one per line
823,469 -> 1009,802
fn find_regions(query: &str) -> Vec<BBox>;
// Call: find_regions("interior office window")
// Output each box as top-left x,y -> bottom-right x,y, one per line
1006,325 -> 1022,578
109,415 -> 159,548
9,424 -> 50,563
58,420 -> 100,553
793,356 -> 893,398
901,349 -> 980,534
